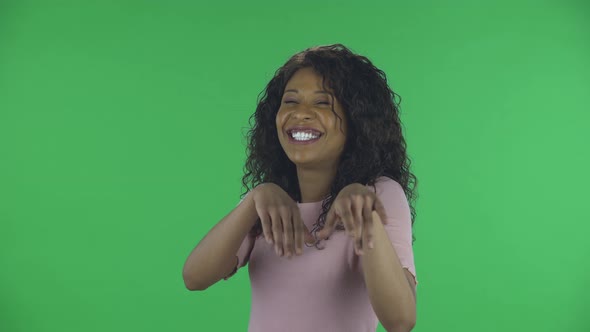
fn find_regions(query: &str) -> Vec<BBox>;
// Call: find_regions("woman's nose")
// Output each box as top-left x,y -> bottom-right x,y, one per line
291,107 -> 315,120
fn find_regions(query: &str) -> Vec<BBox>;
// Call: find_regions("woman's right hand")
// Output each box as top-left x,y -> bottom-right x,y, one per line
251,183 -> 315,258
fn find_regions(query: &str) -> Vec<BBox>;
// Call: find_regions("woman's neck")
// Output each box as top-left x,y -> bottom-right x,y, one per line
296,166 -> 337,203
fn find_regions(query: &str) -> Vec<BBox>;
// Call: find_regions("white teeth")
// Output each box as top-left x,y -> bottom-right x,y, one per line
291,131 -> 319,141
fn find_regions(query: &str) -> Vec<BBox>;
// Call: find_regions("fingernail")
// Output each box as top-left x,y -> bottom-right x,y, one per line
369,241 -> 374,249
278,248 -> 283,256
296,248 -> 302,255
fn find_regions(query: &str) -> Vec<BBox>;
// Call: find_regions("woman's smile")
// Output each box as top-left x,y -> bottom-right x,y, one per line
286,127 -> 324,145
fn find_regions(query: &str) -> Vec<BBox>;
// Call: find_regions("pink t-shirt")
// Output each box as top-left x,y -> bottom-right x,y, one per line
231,176 -> 417,332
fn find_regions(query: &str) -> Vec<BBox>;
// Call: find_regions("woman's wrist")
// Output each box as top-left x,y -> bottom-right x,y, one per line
241,191 -> 260,228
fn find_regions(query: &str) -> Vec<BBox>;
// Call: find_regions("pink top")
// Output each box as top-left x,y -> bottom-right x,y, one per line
231,177 -> 417,332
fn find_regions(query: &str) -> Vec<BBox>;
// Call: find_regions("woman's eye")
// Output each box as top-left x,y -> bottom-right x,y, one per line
283,100 -> 329,105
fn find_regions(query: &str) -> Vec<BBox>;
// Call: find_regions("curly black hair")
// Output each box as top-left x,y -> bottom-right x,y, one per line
241,44 -> 418,243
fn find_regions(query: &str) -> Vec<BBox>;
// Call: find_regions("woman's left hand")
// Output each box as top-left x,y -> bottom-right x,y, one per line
317,183 -> 388,255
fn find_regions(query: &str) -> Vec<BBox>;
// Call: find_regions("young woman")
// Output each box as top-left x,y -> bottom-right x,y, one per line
183,44 -> 418,332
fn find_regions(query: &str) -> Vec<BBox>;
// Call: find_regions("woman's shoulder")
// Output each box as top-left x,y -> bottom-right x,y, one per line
370,176 -> 404,196
371,176 -> 411,220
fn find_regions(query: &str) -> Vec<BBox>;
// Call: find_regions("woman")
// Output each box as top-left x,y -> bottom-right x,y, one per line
182,44 -> 418,332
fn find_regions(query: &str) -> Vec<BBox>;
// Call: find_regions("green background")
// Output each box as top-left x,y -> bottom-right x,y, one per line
1,1 -> 589,331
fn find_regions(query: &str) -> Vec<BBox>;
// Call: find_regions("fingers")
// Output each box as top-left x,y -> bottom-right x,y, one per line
268,206 -> 306,258
323,194 -> 381,256
362,212 -> 373,255
280,207 -> 295,258
362,198 -> 374,250
270,210 -> 283,256
304,227 -> 315,246
292,208 -> 314,250
257,208 -> 273,244
350,195 -> 365,255
317,208 -> 338,240
338,200 -> 361,253
270,207 -> 302,258
252,185 -> 307,258
255,184 -> 387,260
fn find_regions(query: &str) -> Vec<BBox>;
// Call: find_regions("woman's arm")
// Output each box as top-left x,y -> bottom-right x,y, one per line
182,193 -> 259,291
362,211 -> 416,332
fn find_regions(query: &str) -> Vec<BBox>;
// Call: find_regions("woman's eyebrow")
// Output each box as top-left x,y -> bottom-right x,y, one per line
284,89 -> 331,95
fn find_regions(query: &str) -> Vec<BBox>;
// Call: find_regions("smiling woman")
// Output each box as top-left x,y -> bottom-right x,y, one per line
182,44 -> 418,332
276,67 -> 348,190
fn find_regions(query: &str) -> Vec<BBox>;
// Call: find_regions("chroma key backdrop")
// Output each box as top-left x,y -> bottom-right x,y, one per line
1,1 -> 589,331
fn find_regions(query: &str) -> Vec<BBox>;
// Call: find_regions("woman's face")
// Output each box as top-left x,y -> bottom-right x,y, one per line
276,67 -> 347,170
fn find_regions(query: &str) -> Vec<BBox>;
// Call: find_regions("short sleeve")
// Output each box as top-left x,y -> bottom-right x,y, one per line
223,194 -> 256,280
370,177 -> 418,284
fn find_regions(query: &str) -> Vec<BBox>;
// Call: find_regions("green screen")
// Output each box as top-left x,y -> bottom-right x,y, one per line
1,1 -> 589,331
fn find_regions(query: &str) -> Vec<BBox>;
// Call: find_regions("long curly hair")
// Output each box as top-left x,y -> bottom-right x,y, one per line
241,44 -> 418,243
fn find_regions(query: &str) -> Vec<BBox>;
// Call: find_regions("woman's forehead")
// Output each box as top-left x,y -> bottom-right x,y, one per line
284,68 -> 335,94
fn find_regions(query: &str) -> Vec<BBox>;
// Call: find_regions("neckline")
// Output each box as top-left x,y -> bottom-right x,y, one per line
297,201 -> 323,205
297,200 -> 324,206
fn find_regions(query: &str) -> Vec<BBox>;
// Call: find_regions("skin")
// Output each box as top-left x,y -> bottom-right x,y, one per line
183,66 -> 416,331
